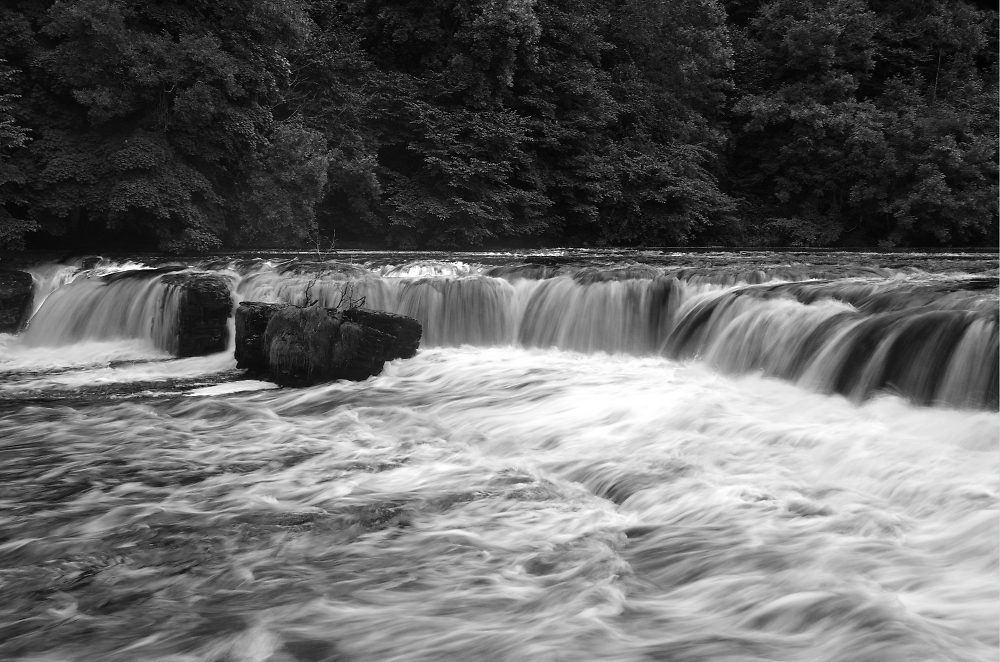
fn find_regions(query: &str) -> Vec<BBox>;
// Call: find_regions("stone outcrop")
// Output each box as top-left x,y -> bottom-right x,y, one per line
160,273 -> 233,356
0,270 -> 33,334
234,302 -> 277,373
235,302 -> 422,386
340,307 -> 422,360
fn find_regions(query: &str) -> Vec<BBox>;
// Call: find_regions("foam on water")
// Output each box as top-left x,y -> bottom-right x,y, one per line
1,251 -> 996,661
0,351 -> 237,393
0,332 -> 236,396
227,261 -> 999,408
0,334 -> 170,373
0,347 -> 996,661
186,380 -> 281,397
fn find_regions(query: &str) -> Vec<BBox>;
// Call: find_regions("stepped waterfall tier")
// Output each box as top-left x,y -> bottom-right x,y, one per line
0,250 -> 997,662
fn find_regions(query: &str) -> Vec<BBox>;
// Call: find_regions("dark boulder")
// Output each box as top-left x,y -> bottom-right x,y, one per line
264,305 -> 343,385
235,302 -> 422,386
234,301 -> 277,374
342,307 -> 422,361
161,273 -> 233,356
0,270 -> 33,333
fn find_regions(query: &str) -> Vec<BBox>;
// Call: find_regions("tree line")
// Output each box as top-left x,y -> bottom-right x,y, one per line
0,0 -> 996,251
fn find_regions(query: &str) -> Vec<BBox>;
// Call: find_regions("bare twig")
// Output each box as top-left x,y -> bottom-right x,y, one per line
333,281 -> 365,310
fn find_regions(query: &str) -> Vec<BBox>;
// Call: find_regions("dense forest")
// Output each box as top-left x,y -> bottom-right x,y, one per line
0,0 -> 996,251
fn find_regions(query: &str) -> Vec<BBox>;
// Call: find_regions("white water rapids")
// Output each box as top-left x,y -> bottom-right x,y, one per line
0,251 -> 996,661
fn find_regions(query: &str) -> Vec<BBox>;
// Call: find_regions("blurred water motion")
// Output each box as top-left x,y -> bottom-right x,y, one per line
0,251 -> 996,661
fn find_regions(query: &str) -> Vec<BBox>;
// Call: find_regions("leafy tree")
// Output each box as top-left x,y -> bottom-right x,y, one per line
854,75 -> 998,246
500,0 -> 617,242
0,60 -> 34,249
857,0 -> 999,245
233,119 -> 330,247
601,0 -> 736,244
0,0 -> 993,251
727,0 -> 882,244
727,0 -> 998,246
0,0 -> 317,251
299,0 -> 736,248
345,0 -> 550,247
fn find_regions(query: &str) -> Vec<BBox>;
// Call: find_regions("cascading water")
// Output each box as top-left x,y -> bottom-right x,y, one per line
229,259 -> 997,409
24,262 -> 80,316
21,270 -> 183,352
0,250 -> 996,662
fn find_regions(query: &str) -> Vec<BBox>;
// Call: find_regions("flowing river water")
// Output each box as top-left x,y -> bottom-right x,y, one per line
0,250 -> 997,662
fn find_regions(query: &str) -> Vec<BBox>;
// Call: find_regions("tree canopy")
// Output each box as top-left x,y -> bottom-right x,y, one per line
0,0 -> 995,251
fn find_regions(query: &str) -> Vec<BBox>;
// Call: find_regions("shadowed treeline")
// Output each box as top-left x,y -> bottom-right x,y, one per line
0,0 -> 996,252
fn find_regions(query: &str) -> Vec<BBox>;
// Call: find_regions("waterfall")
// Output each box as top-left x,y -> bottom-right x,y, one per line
19,269 -> 184,353
515,276 -> 682,354
3,252 -> 996,661
675,289 -> 998,409
24,263 -> 80,316
233,261 -> 997,409
14,256 -> 998,409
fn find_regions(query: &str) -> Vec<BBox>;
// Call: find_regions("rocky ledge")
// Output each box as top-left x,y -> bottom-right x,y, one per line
235,302 -> 422,386
0,270 -> 33,333
160,273 -> 233,356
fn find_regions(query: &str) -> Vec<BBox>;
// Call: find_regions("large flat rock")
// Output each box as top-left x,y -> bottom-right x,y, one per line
235,302 -> 422,386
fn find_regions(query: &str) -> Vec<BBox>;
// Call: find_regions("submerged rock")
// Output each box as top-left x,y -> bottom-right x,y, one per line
160,273 -> 233,356
0,270 -> 33,333
235,302 -> 421,386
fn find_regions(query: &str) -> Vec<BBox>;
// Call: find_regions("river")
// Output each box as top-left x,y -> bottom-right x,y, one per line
0,250 -> 997,662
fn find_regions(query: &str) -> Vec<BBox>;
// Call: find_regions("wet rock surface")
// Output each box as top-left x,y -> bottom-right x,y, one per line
161,273 -> 233,356
340,307 -> 422,359
235,302 -> 421,386
234,301 -> 277,375
0,270 -> 33,333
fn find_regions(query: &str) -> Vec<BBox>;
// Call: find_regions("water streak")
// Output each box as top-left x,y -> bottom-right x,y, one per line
11,254 -> 999,408
1,252 -> 997,661
0,348 -> 995,661
231,261 -> 997,409
20,271 -> 182,352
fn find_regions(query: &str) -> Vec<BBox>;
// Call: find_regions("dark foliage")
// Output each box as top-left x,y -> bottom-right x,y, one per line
725,0 -> 998,247
0,0 -> 995,250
